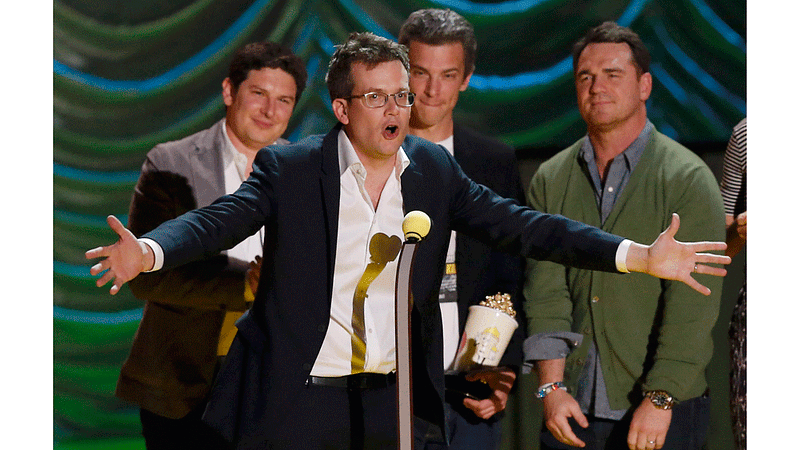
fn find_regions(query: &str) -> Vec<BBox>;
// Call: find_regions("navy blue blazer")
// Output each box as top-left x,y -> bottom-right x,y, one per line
142,125 -> 624,447
451,124 -> 527,370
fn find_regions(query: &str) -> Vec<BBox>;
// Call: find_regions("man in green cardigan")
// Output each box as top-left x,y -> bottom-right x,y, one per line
523,22 -> 725,450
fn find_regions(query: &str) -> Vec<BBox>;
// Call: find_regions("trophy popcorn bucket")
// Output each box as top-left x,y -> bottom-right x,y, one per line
452,293 -> 518,371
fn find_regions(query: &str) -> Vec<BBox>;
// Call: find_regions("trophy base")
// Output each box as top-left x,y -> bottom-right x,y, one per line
444,373 -> 493,401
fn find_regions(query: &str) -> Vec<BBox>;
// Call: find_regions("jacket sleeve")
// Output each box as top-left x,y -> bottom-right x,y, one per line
127,148 -> 249,311
491,150 -> 528,368
522,167 -> 576,351
447,155 -> 624,274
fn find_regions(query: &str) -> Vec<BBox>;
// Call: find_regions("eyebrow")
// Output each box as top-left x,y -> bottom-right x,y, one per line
410,64 -> 461,75
576,67 -> 625,77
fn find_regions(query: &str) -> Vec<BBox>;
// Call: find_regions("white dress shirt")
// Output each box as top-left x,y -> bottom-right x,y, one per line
220,118 -> 264,270
310,129 -> 410,376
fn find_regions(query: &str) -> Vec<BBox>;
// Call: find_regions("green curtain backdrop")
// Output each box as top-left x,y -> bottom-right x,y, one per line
53,0 -> 745,448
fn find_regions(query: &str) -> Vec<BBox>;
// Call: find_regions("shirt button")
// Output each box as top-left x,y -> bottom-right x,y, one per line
607,186 -> 614,192
592,296 -> 600,303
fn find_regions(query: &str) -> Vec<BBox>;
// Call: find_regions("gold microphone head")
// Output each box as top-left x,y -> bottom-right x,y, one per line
402,211 -> 431,243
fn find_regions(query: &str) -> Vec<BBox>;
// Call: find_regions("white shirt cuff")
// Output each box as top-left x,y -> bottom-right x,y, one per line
615,239 -> 633,273
138,238 -> 164,272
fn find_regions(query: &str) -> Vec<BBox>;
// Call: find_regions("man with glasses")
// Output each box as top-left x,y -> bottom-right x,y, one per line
86,32 -> 730,449
399,9 -> 525,450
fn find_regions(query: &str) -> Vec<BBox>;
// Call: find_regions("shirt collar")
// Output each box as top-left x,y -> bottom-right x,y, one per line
580,120 -> 653,170
336,128 -> 410,180
221,118 -> 250,181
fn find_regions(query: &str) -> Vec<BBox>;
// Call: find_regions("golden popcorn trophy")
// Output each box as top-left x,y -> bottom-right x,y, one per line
452,293 -> 519,374
394,211 -> 431,450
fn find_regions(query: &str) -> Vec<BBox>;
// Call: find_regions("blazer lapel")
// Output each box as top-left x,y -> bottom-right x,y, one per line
319,126 -> 342,301
400,143 -> 425,215
190,120 -> 227,207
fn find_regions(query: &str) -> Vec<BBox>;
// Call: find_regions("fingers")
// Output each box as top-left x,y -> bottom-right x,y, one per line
663,213 -> 680,238
682,276 -> 711,296
628,431 -> 664,450
687,241 -> 728,254
543,396 -> 588,447
547,415 -> 586,448
694,264 -> 727,277
106,215 -> 127,237
694,252 -> 731,265
462,398 -> 497,419
85,245 -> 109,260
628,434 -> 661,450
89,259 -> 108,276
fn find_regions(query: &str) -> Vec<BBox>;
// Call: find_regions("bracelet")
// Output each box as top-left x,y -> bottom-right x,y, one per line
536,381 -> 567,399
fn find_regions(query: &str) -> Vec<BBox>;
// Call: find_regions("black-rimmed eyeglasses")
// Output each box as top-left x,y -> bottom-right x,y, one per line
349,91 -> 415,108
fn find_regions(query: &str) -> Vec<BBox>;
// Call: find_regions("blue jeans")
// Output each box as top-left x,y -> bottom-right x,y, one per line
540,395 -> 710,450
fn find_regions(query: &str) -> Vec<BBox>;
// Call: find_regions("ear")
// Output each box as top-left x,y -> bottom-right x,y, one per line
332,98 -> 350,125
639,72 -> 652,102
222,78 -> 235,107
459,71 -> 473,92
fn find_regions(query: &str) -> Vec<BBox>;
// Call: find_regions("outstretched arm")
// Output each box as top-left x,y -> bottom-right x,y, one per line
85,215 -> 155,295
625,213 -> 730,296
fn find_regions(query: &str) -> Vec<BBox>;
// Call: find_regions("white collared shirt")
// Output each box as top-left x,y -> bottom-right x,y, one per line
434,135 -> 461,371
310,129 -> 410,376
220,118 -> 264,271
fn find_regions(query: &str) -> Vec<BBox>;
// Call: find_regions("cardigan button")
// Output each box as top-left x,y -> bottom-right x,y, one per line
591,296 -> 600,303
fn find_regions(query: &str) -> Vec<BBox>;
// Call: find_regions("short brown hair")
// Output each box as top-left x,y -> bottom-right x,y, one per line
325,32 -> 410,100
228,41 -> 307,103
398,9 -> 477,76
572,22 -> 651,76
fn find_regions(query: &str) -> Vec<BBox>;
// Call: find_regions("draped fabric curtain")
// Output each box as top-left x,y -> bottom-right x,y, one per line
53,0 -> 745,447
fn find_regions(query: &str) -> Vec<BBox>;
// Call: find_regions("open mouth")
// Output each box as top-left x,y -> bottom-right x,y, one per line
383,125 -> 399,140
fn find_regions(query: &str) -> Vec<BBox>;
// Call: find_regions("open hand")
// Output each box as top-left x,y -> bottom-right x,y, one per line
85,215 -> 152,295
632,213 -> 730,295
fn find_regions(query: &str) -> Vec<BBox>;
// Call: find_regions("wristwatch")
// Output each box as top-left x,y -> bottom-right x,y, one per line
643,390 -> 674,410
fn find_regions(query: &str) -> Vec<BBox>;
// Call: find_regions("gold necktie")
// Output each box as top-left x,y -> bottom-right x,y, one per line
351,232 -> 402,373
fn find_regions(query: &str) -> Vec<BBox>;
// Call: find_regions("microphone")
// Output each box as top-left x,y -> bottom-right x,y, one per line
395,210 -> 430,450
402,211 -> 431,243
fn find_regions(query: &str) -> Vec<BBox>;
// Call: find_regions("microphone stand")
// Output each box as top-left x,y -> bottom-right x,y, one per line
394,236 -> 420,450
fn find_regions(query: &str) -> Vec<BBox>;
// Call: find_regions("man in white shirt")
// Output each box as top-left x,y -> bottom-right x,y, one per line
86,32 -> 729,450
399,9 -> 525,450
115,41 -> 306,450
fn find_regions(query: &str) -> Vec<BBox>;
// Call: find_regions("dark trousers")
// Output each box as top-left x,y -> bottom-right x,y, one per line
415,395 -> 501,450
252,382 -> 397,450
541,395 -> 710,450
140,405 -> 233,450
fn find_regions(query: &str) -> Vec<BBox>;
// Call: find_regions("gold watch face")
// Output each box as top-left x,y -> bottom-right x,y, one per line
646,390 -> 674,410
